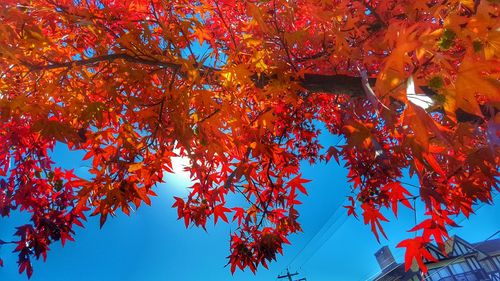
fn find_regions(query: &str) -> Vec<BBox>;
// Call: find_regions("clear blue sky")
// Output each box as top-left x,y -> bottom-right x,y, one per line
1,129 -> 499,281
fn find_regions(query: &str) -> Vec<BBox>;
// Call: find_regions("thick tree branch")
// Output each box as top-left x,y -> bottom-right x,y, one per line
251,72 -> 374,96
28,53 -> 488,121
299,73 -> 376,96
22,53 -> 374,96
26,53 -> 487,122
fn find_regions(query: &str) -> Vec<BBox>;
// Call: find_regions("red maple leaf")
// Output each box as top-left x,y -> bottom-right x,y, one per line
362,203 -> 389,242
397,237 -> 436,273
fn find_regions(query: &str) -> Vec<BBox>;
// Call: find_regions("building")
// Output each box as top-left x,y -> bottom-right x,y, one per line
373,235 -> 500,281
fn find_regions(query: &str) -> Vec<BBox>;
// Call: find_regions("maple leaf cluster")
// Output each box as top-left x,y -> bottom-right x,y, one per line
0,0 -> 498,278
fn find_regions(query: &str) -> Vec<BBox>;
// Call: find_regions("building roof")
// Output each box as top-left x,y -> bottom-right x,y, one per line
373,236 -> 500,280
472,238 -> 500,255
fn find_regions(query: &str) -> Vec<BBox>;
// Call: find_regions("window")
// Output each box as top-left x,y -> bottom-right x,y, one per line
439,267 -> 451,277
493,256 -> 500,269
449,262 -> 470,275
426,269 -> 441,281
465,257 -> 480,270
456,272 -> 478,281
482,259 -> 495,272
426,267 -> 451,281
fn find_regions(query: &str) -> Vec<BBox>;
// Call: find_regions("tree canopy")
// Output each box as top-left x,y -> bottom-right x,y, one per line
0,0 -> 498,278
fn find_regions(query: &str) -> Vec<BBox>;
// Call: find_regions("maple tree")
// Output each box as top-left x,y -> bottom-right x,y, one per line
0,0 -> 498,278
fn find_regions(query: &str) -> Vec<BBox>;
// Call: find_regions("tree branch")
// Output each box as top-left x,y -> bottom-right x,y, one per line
21,53 -> 374,96
29,53 -> 485,121
24,53 -> 181,71
299,73 -> 376,96
19,53 -> 492,135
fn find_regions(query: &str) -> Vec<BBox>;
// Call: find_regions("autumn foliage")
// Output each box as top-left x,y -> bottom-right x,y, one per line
0,0 -> 498,278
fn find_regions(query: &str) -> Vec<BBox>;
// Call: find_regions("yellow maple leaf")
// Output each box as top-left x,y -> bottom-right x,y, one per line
460,0 -> 475,10
454,57 -> 499,115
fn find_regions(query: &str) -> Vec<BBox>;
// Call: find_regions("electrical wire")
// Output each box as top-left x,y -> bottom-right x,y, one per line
484,230 -> 500,241
285,181 -> 421,276
298,212 -> 350,268
285,197 -> 348,269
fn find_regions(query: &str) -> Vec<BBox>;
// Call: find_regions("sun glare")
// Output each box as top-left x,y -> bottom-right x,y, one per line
406,75 -> 434,110
164,149 -> 194,189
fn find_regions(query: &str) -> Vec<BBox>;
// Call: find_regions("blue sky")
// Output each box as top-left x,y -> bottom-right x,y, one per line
1,4 -> 498,280
1,130 -> 499,281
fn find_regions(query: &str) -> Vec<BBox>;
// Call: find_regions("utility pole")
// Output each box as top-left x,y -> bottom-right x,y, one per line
277,269 -> 306,281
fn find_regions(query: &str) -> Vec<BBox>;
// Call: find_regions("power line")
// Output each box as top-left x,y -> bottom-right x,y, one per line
294,181 -> 422,271
285,197 -> 348,268
285,176 -> 421,271
287,182 -> 420,273
484,229 -> 500,241
298,212 -> 350,268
